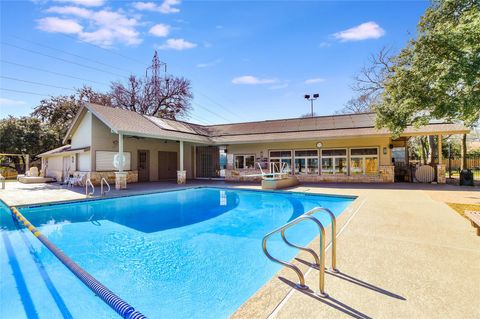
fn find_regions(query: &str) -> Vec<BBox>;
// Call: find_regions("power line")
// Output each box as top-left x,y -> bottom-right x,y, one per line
0,60 -> 110,86
6,35 -> 134,74
187,115 -> 213,125
0,88 -> 52,97
0,76 -> 76,92
192,101 -> 234,123
2,42 -> 127,78
61,34 -> 146,66
194,90 -> 248,121
3,39 -> 246,124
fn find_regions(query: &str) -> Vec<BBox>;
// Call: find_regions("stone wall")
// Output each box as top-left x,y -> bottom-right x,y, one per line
436,164 -> 446,184
225,165 -> 395,183
74,170 -> 138,185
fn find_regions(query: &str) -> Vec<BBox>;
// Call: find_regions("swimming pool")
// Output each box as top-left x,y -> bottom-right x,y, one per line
0,187 -> 355,318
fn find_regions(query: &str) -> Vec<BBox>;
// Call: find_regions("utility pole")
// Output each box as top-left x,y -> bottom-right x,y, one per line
304,93 -> 319,117
146,50 -> 168,96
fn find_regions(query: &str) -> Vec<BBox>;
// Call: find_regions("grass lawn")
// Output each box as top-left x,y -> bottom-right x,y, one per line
447,203 -> 480,218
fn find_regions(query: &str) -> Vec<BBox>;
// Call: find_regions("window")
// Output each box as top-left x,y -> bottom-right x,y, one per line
294,150 -> 318,175
269,150 -> 292,173
234,154 -> 255,169
350,148 -> 378,175
321,149 -> 347,175
96,151 -> 131,171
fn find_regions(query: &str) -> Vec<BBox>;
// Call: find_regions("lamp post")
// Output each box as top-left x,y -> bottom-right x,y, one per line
304,93 -> 319,117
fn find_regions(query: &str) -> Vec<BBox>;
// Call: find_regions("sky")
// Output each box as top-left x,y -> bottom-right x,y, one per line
0,0 -> 430,125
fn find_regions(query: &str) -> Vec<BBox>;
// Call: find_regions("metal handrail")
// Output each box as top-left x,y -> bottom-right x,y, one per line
100,178 -> 110,196
303,207 -> 339,273
85,178 -> 95,197
262,214 -> 328,297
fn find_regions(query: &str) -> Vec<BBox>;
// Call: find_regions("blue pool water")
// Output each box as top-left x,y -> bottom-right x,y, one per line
0,187 -> 354,319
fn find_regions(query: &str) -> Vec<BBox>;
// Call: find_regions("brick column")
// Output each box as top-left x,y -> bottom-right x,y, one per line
177,170 -> 186,184
437,164 -> 446,184
379,165 -> 395,183
115,172 -> 127,189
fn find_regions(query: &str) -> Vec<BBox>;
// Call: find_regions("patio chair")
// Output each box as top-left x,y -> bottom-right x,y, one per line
68,173 -> 87,187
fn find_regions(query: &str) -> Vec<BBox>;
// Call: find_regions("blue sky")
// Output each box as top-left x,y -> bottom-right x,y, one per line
0,0 -> 429,124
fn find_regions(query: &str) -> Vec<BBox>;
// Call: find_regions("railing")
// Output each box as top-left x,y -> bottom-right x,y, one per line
303,207 -> 338,272
85,178 -> 95,197
101,178 -> 110,197
262,213 -> 329,297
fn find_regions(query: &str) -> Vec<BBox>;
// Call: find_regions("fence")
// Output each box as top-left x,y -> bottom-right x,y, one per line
445,155 -> 480,181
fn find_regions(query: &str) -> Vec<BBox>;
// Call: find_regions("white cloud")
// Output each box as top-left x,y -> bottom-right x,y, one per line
133,0 -> 181,14
158,38 -> 197,50
38,7 -> 141,46
149,24 -> 170,37
232,75 -> 278,85
54,0 -> 105,7
333,21 -> 385,42
196,59 -> 221,68
47,6 -> 91,18
0,98 -> 26,106
37,17 -> 83,34
304,78 -> 326,84
319,41 -> 331,48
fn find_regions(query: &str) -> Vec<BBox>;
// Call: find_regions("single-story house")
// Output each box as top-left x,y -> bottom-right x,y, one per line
39,103 -> 469,188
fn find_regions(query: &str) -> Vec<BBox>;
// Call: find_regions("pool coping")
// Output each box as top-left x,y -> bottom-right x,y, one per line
12,185 -> 357,209
230,193 -> 365,319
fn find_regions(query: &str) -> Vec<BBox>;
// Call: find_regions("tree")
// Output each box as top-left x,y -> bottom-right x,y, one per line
110,51 -> 192,119
0,116 -> 58,171
351,47 -> 394,105
31,86 -> 111,138
374,0 -> 480,136
337,94 -> 373,114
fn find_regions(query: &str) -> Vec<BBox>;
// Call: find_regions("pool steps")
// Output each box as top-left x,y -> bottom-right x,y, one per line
262,207 -> 338,297
9,206 -> 148,319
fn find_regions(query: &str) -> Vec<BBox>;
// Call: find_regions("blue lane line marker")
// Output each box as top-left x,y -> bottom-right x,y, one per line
17,226 -> 74,319
2,232 -> 39,319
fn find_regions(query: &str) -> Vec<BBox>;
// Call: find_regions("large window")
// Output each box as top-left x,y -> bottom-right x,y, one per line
269,150 -> 292,173
234,154 -> 255,169
350,148 -> 379,175
321,149 -> 347,175
294,150 -> 318,175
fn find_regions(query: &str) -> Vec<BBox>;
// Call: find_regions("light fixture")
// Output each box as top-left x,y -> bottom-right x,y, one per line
304,93 -> 319,117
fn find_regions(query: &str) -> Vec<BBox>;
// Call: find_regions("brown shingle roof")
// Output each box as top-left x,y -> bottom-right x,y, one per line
80,103 -> 469,144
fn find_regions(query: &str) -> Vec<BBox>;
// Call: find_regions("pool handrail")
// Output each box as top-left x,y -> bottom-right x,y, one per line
9,206 -> 147,319
262,214 -> 328,297
85,178 -> 95,197
101,177 -> 110,197
303,207 -> 339,273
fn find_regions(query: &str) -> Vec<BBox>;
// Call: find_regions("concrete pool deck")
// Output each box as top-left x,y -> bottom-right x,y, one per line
1,181 -> 479,318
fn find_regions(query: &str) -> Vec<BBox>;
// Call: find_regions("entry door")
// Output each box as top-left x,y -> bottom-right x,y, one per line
158,151 -> 178,180
137,150 -> 150,182
195,146 -> 220,178
62,156 -> 71,181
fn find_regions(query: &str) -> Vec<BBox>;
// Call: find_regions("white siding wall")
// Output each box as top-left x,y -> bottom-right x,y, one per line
45,156 -> 63,180
77,152 -> 91,171
71,111 -> 92,149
